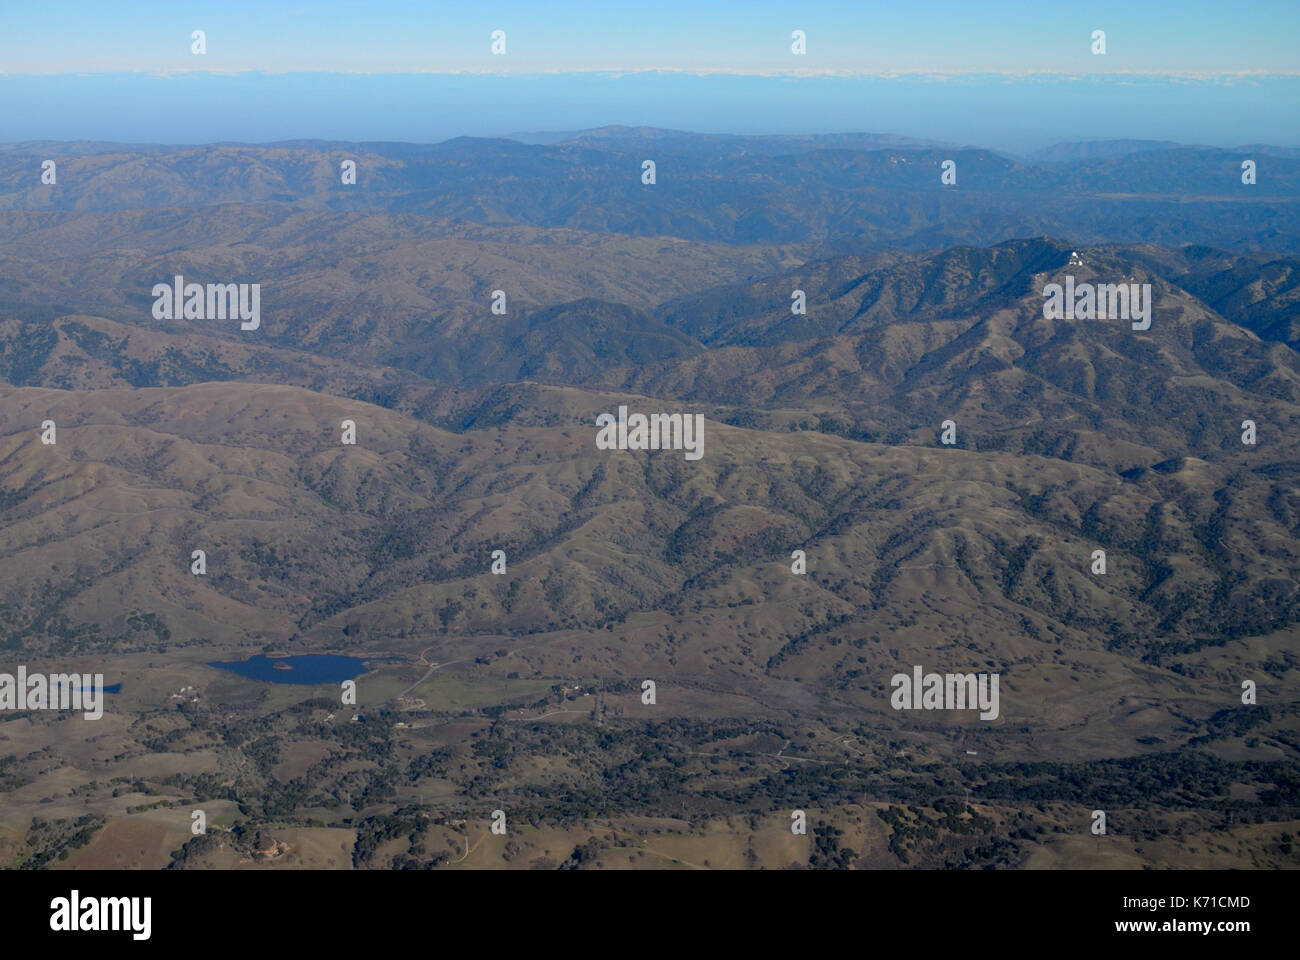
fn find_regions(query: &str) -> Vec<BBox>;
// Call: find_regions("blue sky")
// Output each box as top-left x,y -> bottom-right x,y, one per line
0,2 -> 1295,149
3,0 -> 1295,75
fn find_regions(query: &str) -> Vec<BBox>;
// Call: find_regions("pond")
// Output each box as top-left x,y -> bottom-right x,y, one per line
208,654 -> 391,685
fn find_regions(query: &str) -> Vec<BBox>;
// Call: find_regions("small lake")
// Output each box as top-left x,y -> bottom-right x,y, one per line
208,654 -> 390,685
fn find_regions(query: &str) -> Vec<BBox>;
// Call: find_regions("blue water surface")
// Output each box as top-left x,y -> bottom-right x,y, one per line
208,654 -> 386,685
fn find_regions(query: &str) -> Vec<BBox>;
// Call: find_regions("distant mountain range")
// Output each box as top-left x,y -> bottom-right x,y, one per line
0,129 -> 1295,253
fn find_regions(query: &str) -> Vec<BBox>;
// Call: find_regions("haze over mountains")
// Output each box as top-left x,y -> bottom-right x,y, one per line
1,126 -> 1296,252
1,128 -> 1297,871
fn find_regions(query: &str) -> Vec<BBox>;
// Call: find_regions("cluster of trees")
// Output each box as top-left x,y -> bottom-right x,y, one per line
808,820 -> 858,870
21,814 -> 104,869
352,810 -> 430,868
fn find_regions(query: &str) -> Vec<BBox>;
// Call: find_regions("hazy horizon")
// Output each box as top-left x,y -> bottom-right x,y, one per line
2,72 -> 1297,154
